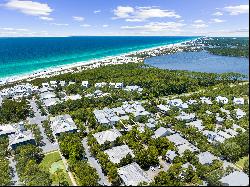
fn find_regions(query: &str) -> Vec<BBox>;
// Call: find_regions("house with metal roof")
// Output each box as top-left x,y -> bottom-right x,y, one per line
93,129 -> 122,145
177,143 -> 199,155
43,98 -> 60,109
157,104 -> 170,114
187,99 -> 197,105
219,171 -> 249,186
81,81 -> 89,88
168,99 -> 183,107
104,145 -> 134,164
40,91 -> 56,100
200,97 -> 213,105
164,150 -> 177,163
115,83 -> 124,89
95,82 -> 107,88
8,123 -> 35,150
235,108 -> 246,119
152,127 -> 169,139
176,112 -> 196,122
118,162 -> 151,186
50,114 -> 77,136
0,124 -> 16,136
186,120 -> 204,131
215,96 -> 229,104
197,151 -> 218,165
233,97 -> 244,105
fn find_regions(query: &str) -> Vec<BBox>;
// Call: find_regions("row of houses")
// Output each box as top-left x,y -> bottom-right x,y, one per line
0,122 -> 35,150
93,101 -> 150,126
159,96 -> 246,113
0,83 -> 38,100
91,128 -> 151,186
0,114 -> 77,150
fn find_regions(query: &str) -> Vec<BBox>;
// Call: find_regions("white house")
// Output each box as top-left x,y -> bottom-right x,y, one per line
118,162 -> 151,186
233,97 -> 244,105
115,83 -> 124,89
82,81 -> 89,88
176,112 -> 196,122
168,99 -> 183,107
104,145 -> 134,164
200,97 -> 212,105
50,114 -> 78,136
220,171 -> 249,186
215,96 -> 228,104
95,82 -> 107,88
235,108 -> 246,119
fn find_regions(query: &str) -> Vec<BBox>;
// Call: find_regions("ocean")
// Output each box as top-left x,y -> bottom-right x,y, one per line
0,36 -> 197,78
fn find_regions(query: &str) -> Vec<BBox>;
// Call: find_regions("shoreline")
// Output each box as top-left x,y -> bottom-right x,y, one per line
0,37 -> 201,85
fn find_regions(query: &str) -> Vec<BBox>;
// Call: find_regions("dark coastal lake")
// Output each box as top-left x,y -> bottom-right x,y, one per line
145,51 -> 249,77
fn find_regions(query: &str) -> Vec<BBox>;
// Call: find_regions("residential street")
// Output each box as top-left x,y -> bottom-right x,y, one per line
82,138 -> 111,186
28,99 -> 59,153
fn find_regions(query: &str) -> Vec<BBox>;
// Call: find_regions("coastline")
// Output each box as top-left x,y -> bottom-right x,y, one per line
0,37 -> 201,85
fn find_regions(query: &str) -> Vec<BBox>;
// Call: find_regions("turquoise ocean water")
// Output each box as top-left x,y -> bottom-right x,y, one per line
0,36 -> 197,78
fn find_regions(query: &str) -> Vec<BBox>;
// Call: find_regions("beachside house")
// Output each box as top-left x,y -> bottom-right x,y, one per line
81,81 -> 89,88
93,129 -> 122,145
176,112 -> 196,122
215,96 -> 229,104
152,127 -> 175,139
104,145 -> 134,164
219,171 -> 249,186
200,97 -> 212,105
168,99 -> 183,107
233,97 -> 244,105
197,151 -> 218,165
235,108 -> 246,119
186,120 -> 204,131
50,114 -> 77,136
95,82 -> 107,88
164,150 -> 177,163
157,104 -> 170,114
115,83 -> 124,89
0,124 -> 16,136
118,162 -> 151,186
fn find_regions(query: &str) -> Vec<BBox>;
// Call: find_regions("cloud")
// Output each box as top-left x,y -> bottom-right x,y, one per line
191,23 -> 208,29
113,6 -> 181,22
121,22 -> 185,32
3,0 -> 53,16
73,16 -> 84,21
39,16 -> 53,21
0,27 -> 29,31
224,4 -> 249,15
211,18 -> 225,23
212,11 -> 223,16
80,24 -> 91,27
94,10 -> 101,14
102,24 -> 109,27
51,23 -> 69,26
193,19 -> 204,23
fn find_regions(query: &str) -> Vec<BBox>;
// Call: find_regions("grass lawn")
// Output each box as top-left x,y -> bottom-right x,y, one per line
39,151 -> 72,186
235,156 -> 249,169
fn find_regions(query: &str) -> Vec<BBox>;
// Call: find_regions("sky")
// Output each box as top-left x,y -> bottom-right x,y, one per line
0,0 -> 249,37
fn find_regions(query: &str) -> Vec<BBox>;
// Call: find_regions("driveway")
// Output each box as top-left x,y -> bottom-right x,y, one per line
82,138 -> 111,186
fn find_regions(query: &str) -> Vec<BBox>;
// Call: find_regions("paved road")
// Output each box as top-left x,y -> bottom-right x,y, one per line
28,99 -> 59,153
9,157 -> 20,186
82,138 -> 111,186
